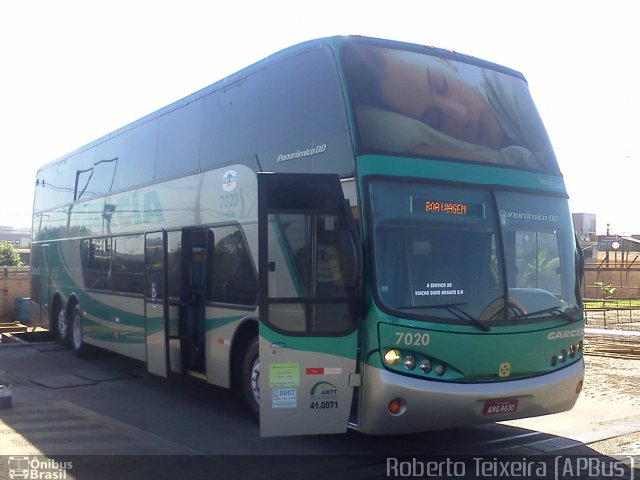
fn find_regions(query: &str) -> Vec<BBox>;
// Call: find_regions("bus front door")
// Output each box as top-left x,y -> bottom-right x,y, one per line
144,231 -> 169,377
179,227 -> 211,376
257,173 -> 361,437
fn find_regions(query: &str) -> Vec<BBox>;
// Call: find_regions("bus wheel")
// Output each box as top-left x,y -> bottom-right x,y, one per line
241,338 -> 260,419
70,307 -> 92,358
55,308 -> 70,347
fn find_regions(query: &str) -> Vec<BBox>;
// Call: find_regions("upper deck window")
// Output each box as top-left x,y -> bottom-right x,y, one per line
341,42 -> 560,174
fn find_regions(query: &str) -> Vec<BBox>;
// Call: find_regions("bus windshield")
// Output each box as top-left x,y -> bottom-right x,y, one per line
369,180 -> 580,325
341,41 -> 560,174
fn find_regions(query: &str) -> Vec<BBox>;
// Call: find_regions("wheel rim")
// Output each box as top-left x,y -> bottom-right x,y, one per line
57,310 -> 68,340
72,313 -> 83,351
250,357 -> 260,404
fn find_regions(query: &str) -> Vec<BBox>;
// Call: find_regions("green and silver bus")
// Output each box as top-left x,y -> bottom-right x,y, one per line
30,36 -> 585,437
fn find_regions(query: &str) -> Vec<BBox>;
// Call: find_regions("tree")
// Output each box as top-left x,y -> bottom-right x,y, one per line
0,241 -> 23,266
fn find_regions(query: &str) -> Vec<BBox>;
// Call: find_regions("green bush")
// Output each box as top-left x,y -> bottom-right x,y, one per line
0,241 -> 23,266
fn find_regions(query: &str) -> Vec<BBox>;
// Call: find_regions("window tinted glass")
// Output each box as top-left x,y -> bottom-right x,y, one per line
111,235 -> 144,294
207,226 -> 257,305
369,179 -> 580,325
369,181 -> 503,321
496,191 -> 578,308
80,238 -> 111,291
167,230 -> 182,299
201,48 -> 353,176
256,49 -> 353,176
81,235 -> 144,294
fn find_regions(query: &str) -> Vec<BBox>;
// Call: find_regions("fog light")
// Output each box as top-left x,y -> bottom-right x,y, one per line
403,354 -> 416,370
577,340 -> 584,351
419,359 -> 432,373
388,398 -> 406,415
550,356 -> 558,367
569,345 -> 576,357
384,349 -> 401,366
434,363 -> 445,376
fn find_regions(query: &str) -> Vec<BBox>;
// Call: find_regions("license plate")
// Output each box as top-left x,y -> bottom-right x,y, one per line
483,398 -> 519,415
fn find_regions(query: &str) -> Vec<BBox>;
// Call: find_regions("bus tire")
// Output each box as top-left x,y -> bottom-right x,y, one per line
241,337 -> 260,420
54,305 -> 70,347
70,307 -> 93,358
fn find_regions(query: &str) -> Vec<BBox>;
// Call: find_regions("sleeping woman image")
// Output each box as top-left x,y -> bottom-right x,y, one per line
341,43 -> 558,172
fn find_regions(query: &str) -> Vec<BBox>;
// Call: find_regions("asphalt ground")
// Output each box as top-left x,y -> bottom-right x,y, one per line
0,330 -> 638,479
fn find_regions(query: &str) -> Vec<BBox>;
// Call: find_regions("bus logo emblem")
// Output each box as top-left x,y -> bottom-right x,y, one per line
223,170 -> 237,192
498,363 -> 511,378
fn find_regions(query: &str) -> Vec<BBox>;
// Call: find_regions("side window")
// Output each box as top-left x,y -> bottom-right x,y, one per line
111,235 -> 144,295
81,238 -> 111,290
256,49 -> 353,175
207,226 -> 257,305
166,230 -> 182,299
81,236 -> 145,294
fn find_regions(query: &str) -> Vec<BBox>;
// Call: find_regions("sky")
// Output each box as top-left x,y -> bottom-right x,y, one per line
1,0 -> 638,235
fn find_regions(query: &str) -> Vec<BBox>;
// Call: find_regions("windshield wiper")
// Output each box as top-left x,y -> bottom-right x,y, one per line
513,306 -> 580,323
398,302 -> 491,332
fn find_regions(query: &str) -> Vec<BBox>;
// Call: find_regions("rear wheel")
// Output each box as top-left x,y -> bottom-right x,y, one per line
70,307 -> 93,358
54,306 -> 70,347
241,338 -> 260,419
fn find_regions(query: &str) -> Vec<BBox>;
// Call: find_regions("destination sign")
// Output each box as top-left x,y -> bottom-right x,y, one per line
412,198 -> 484,218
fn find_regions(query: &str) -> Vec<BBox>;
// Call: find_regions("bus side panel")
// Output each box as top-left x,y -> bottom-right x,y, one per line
80,293 -> 146,362
204,311 -> 253,388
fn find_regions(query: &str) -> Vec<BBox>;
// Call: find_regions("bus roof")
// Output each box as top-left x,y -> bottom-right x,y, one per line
37,35 -> 525,173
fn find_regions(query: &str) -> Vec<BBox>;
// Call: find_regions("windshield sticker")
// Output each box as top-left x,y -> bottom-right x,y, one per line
415,282 -> 464,297
317,245 -> 341,282
268,363 -> 300,388
272,388 -> 297,409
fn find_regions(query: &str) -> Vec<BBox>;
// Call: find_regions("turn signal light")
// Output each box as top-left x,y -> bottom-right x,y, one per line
388,398 -> 406,415
383,349 -> 401,366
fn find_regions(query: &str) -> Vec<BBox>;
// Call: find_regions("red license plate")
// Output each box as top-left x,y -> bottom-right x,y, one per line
483,398 -> 519,415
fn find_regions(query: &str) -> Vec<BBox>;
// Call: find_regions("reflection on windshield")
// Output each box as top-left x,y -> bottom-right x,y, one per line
370,180 -> 579,325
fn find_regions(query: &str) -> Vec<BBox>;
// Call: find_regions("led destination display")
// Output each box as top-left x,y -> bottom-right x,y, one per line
411,197 -> 484,218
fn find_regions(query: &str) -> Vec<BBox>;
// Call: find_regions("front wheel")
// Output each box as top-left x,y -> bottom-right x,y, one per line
241,338 -> 260,419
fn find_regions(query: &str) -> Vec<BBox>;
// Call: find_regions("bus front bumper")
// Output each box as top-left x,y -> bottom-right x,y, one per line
355,359 -> 584,435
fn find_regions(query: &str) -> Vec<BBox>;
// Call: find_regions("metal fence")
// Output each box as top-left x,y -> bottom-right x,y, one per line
584,299 -> 640,331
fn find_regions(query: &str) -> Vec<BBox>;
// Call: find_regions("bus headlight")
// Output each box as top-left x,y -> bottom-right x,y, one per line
403,354 -> 416,370
419,359 -> 432,373
383,349 -> 401,366
558,349 -> 567,363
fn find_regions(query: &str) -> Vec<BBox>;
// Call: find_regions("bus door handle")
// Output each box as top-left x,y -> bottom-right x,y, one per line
271,341 -> 287,350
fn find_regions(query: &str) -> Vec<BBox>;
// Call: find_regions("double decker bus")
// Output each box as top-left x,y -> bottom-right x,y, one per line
30,35 -> 584,437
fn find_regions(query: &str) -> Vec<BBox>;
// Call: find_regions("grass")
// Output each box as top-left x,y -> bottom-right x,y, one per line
584,298 -> 640,309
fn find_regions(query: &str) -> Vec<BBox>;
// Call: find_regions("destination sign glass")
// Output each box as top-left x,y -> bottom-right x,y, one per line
412,198 -> 484,218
